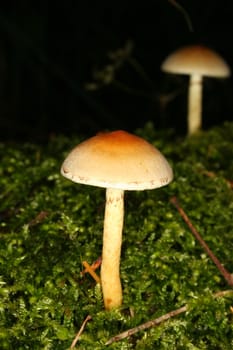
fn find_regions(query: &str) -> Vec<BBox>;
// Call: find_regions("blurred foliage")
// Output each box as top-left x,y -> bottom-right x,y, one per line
0,122 -> 233,349
0,2 -> 232,142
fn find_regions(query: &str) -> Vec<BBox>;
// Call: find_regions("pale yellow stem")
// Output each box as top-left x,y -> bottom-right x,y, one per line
101,188 -> 124,310
187,74 -> 203,135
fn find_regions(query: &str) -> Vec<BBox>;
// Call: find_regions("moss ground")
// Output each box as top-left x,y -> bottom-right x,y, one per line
0,122 -> 233,349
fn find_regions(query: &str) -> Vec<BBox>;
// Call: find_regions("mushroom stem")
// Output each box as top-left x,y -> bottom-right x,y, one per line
101,187 -> 124,310
187,74 -> 203,135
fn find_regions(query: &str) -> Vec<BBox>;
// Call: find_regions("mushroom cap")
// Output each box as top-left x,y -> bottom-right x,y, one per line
61,130 -> 173,190
161,45 -> 231,78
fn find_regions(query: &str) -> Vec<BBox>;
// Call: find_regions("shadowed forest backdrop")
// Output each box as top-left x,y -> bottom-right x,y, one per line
0,1 -> 233,142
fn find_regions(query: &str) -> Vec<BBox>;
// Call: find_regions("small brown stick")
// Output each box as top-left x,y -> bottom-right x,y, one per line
70,315 -> 92,349
82,261 -> 101,284
214,289 -> 233,298
81,257 -> 102,276
105,290 -> 233,345
170,196 -> 233,287
168,0 -> 194,32
105,305 -> 187,345
201,169 -> 233,189
28,210 -> 49,227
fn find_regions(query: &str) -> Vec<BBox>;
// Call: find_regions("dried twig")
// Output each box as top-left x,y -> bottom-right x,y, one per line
81,257 -> 102,276
70,315 -> 92,349
105,305 -> 187,345
82,261 -> 101,284
201,169 -> 233,189
28,210 -> 49,227
168,0 -> 194,32
105,290 -> 233,345
170,196 -> 233,287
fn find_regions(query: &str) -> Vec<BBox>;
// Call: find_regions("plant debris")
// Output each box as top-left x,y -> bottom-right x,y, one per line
0,122 -> 233,349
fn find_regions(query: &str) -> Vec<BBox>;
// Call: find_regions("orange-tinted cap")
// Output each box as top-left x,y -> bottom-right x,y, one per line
61,130 -> 173,190
161,45 -> 231,78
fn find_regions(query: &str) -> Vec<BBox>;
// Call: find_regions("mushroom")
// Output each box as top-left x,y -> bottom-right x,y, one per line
61,130 -> 173,310
161,45 -> 231,135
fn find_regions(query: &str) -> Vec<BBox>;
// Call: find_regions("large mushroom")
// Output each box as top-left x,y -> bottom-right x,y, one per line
161,45 -> 231,135
61,130 -> 173,310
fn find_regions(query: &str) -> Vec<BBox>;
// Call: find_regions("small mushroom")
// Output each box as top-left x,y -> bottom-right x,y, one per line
161,45 -> 231,135
61,130 -> 173,310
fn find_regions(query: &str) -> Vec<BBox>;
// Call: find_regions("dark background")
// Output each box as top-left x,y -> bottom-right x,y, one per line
0,1 -> 233,142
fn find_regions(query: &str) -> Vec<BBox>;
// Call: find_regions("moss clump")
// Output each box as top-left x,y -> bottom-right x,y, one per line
0,122 -> 233,349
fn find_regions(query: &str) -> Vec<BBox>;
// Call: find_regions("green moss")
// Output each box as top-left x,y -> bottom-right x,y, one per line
0,123 -> 233,349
